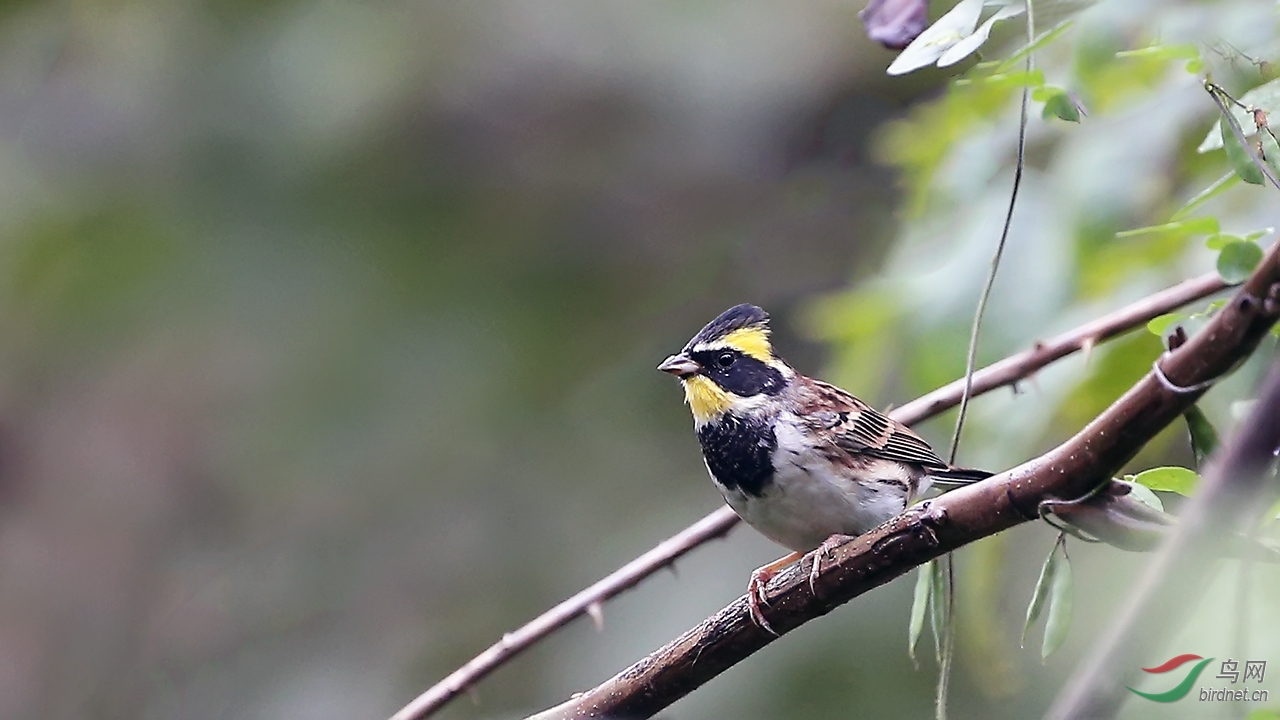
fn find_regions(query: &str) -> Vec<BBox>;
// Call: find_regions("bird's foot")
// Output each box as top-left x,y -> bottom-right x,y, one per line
746,551 -> 802,636
808,534 -> 855,596
746,570 -> 777,635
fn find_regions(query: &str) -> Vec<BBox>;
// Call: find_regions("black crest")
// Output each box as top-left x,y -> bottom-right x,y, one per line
685,304 -> 769,350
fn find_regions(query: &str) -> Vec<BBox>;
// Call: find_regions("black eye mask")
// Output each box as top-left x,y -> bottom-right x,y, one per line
689,349 -> 785,397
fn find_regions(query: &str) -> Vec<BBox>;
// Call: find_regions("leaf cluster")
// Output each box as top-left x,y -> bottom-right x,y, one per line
806,0 -> 1280,706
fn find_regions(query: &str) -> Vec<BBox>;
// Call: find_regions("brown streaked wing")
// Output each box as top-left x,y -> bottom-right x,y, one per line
797,377 -> 948,469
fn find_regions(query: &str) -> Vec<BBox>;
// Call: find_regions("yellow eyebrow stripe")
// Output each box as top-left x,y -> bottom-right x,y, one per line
721,327 -> 772,363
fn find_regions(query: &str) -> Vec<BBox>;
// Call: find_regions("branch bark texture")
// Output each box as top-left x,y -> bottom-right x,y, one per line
527,250 -> 1280,719
1046,358 -> 1280,719
392,273 -> 1228,720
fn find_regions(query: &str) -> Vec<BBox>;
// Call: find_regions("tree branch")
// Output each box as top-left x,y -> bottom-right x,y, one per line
890,272 -> 1226,422
389,272 -> 1228,720
1046,357 -> 1280,719
525,249 -> 1279,719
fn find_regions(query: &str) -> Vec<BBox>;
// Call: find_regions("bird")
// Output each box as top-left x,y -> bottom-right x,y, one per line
658,303 -> 991,633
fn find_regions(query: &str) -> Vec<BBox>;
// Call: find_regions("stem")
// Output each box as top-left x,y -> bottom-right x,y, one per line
524,238 -> 1280,720
392,272 -> 1229,720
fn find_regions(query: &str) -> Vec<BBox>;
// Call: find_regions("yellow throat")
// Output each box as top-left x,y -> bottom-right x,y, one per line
682,375 -> 731,425
678,325 -> 776,424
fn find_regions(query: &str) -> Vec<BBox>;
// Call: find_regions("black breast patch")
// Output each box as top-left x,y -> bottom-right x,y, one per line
696,414 -> 777,497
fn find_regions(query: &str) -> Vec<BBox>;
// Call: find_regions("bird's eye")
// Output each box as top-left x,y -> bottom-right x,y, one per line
716,352 -> 735,368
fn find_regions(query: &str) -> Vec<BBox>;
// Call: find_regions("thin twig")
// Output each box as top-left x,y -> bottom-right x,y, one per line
1206,80 -> 1280,191
938,4 -> 1037,715
894,272 -> 1229,417
391,272 -> 1227,720
949,0 -> 1035,465
388,507 -> 740,720
525,233 -> 1280,720
1045,359 -> 1280,720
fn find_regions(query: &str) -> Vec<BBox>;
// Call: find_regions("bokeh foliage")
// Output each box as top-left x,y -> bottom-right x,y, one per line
804,1 -> 1280,717
0,1 -> 1277,720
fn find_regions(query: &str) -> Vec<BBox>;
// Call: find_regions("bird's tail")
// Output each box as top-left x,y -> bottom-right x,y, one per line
927,466 -> 994,487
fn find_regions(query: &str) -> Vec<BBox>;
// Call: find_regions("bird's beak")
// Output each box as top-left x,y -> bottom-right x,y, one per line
657,353 -> 701,378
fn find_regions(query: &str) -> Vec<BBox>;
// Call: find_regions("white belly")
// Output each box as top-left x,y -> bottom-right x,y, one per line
714,416 -> 914,552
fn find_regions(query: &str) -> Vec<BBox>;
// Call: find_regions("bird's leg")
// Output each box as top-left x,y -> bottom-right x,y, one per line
808,534 -> 855,596
746,551 -> 802,635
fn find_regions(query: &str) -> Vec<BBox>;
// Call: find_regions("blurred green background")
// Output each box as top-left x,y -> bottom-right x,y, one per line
0,1 -> 1278,719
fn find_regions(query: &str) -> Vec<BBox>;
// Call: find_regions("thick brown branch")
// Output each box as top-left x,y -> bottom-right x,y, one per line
1046,359 -> 1280,719
390,272 -> 1227,720
526,252 -> 1279,719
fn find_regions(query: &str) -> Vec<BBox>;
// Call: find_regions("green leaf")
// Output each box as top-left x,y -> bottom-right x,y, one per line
1039,88 -> 1083,122
1222,115 -> 1265,185
1132,466 -> 1201,496
1184,405 -> 1220,469
956,69 -> 1046,91
908,563 -> 931,665
929,557 -> 947,663
1245,709 -> 1280,720
995,20 -> 1073,73
1125,481 -> 1165,512
1171,173 -> 1239,221
1115,43 -> 1201,63
1191,298 -> 1229,318
1199,77 -> 1280,152
1146,313 -> 1185,337
1262,129 -> 1280,180
1205,233 -> 1241,250
1218,240 -> 1264,283
1021,542 -> 1058,648
1115,216 -> 1219,239
1042,541 -> 1073,660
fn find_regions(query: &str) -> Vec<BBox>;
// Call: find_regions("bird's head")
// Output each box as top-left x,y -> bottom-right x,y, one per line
658,304 -> 793,426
